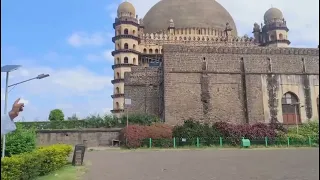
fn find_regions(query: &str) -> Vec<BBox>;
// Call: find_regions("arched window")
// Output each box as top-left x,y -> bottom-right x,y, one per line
124,57 -> 129,64
117,58 -> 120,64
133,30 -> 136,35
116,87 -> 120,94
117,44 -> 120,50
143,48 -> 147,54
149,49 -> 153,54
198,29 -> 201,35
116,102 -> 120,109
279,33 -> 284,40
124,43 -> 129,49
133,58 -> 136,65
270,35 -> 275,41
160,49 -> 163,53
133,44 -> 136,50
124,29 -> 129,35
282,92 -> 300,125
116,72 -> 120,79
155,49 -> 159,54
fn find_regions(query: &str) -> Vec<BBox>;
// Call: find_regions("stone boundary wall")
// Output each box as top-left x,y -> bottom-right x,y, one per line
36,128 -> 122,147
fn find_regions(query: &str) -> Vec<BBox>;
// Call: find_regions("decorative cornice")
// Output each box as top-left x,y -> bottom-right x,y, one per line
162,45 -> 319,56
261,39 -> 291,46
112,35 -> 140,43
112,49 -> 141,56
111,79 -> 125,84
112,64 -> 137,70
111,93 -> 125,98
113,20 -> 139,29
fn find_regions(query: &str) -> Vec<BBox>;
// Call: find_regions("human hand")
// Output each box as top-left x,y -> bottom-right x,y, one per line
8,98 -> 24,121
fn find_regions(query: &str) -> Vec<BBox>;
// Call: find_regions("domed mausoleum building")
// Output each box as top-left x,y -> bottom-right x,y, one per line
111,0 -> 319,125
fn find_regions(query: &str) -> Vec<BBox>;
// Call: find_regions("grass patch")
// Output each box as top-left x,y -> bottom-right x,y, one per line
35,164 -> 87,180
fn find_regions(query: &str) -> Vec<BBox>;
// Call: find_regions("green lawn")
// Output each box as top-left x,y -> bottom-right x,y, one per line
36,164 -> 87,180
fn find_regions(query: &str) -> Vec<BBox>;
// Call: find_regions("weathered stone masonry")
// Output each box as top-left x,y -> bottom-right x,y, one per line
124,45 -> 319,125
162,45 -> 319,125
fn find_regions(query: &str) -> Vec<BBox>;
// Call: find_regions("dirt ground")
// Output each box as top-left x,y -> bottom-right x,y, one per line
82,148 -> 319,180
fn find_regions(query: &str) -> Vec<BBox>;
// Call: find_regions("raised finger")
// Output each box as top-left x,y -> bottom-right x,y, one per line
14,98 -> 21,104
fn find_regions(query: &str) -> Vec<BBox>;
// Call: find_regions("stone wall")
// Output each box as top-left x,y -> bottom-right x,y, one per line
163,45 -> 319,125
36,128 -> 122,147
124,66 -> 163,118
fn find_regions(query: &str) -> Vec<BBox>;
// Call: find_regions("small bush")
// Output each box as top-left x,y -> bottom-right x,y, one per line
288,121 -> 319,137
120,124 -> 172,148
1,144 -> 72,180
173,120 -> 222,146
1,124 -> 36,157
214,122 -> 277,145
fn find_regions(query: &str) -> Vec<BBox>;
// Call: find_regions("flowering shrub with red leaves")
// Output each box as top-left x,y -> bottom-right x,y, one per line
120,124 -> 173,148
213,122 -> 277,145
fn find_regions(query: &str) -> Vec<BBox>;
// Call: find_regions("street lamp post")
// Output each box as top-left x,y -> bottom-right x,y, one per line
291,103 -> 304,134
1,65 -> 49,158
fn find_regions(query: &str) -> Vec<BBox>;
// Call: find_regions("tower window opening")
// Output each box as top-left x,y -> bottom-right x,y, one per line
124,43 -> 129,49
155,49 -> 159,54
116,72 -> 120,79
279,33 -> 284,40
124,57 -> 129,64
124,29 -> 129,35
143,48 -> 147,53
116,87 -> 120,94
149,49 -> 153,54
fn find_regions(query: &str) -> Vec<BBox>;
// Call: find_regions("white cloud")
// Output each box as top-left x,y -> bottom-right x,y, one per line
8,65 -> 113,96
114,0 -> 318,47
67,32 -> 108,47
86,50 -> 114,63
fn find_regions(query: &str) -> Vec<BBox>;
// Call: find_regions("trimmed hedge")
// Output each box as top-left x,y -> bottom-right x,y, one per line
1,144 -> 72,180
1,124 -> 36,157
120,123 -> 172,148
17,114 -> 160,130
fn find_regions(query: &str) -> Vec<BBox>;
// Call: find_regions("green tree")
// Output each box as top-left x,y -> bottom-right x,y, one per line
67,114 -> 79,121
48,109 -> 65,121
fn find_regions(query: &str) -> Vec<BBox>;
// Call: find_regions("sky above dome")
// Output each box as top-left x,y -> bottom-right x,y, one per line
1,0 -> 319,121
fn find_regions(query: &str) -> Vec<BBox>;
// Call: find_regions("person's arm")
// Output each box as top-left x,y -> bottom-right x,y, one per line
1,113 -> 16,135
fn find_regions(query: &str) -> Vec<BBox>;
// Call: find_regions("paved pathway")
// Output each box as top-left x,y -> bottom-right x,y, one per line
83,148 -> 319,180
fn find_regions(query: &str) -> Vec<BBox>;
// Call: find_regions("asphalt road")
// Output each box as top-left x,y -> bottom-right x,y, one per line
83,148 -> 319,180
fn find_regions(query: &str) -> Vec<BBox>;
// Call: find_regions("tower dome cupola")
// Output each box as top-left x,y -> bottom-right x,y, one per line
264,8 -> 283,24
117,1 -> 136,18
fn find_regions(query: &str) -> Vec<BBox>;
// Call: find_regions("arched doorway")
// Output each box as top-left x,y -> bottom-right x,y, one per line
281,92 -> 300,125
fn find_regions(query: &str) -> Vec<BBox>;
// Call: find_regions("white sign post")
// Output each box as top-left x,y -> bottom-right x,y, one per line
125,99 -> 131,146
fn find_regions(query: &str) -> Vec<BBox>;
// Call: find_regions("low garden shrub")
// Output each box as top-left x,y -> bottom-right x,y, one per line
173,120 -> 222,146
120,123 -> 172,148
1,144 -> 72,180
213,122 -> 277,145
1,124 -> 36,157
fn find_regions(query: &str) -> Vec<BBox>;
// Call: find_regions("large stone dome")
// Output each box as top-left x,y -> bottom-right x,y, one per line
143,0 -> 237,36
